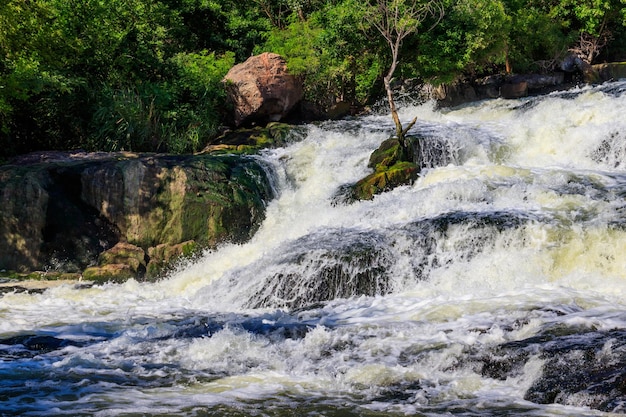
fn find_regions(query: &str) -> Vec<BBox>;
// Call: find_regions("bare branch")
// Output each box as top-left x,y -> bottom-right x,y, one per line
363,0 -> 444,143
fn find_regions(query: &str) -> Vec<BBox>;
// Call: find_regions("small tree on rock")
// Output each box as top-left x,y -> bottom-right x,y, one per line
363,0 -> 444,146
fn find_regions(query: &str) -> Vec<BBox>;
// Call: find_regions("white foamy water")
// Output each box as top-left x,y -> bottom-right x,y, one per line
2,82 -> 626,416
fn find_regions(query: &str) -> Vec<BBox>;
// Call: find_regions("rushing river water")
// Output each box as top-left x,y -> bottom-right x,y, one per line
3,82 -> 626,416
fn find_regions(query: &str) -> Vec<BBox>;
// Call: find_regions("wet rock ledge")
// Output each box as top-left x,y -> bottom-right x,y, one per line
0,124 -> 299,284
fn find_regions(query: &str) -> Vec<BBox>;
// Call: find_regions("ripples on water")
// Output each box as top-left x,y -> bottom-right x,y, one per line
2,82 -> 626,416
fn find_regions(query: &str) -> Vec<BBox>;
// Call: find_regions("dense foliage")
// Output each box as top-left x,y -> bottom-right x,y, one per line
1,0 -> 625,157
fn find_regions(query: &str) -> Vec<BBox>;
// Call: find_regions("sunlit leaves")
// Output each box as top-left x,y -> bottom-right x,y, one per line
257,15 -> 323,74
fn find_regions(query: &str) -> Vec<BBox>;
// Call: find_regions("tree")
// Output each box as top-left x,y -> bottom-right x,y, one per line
259,0 -> 382,108
550,0 -> 623,63
362,0 -> 443,144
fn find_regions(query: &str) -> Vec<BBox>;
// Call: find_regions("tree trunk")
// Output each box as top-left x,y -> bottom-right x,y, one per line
383,75 -> 403,139
383,75 -> 417,153
505,48 -> 512,74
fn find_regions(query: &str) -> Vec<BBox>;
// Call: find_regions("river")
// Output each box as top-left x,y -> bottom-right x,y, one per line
2,81 -> 626,416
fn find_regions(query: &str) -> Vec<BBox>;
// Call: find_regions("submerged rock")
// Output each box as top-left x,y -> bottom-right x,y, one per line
246,229 -> 395,309
244,211 -> 532,310
475,326 -> 626,413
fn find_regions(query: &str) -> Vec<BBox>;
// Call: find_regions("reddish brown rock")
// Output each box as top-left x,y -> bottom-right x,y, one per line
223,53 -> 303,126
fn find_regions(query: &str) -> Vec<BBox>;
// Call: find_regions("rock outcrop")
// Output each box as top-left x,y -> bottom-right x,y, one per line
432,60 -> 626,107
345,138 -> 420,201
223,53 -> 303,126
0,151 -> 275,280
83,242 -> 148,283
589,62 -> 626,83
433,73 -> 567,106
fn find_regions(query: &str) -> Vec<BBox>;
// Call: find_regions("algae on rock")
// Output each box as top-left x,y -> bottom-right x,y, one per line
348,137 -> 420,201
0,152 -> 276,280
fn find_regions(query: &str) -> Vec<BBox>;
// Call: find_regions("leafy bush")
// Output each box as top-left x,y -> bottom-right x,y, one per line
89,51 -> 234,154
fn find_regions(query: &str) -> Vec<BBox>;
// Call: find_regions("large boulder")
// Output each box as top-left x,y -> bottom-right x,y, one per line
79,154 -> 271,249
0,151 -> 275,279
223,53 -> 303,126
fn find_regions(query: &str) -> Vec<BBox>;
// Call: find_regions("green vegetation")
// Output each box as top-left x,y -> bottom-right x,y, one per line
1,0 -> 625,158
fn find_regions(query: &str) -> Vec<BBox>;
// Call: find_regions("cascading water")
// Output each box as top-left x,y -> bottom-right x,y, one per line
2,81 -> 626,416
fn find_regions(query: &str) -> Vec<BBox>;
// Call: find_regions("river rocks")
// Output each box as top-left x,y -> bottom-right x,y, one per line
0,151 -> 275,281
590,62 -> 626,83
432,72 -> 570,106
202,122 -> 304,154
473,325 -> 626,414
346,138 -> 419,201
500,81 -> 528,99
223,53 -> 303,126
146,240 -> 197,277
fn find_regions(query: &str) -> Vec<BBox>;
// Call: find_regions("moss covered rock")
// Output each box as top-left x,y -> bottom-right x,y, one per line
368,138 -> 406,171
202,122 -> 303,155
82,264 -> 136,284
146,240 -> 198,278
0,151 -> 276,281
80,153 -> 274,250
347,136 -> 420,201
352,161 -> 420,201
98,242 -> 147,276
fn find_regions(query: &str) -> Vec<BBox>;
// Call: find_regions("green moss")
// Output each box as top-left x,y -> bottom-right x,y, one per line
82,264 -> 135,284
145,240 -> 198,279
1,151 -> 274,282
0,271 -> 47,281
202,123 -> 301,155
351,135 -> 420,201
352,161 -> 419,201
368,138 -> 405,171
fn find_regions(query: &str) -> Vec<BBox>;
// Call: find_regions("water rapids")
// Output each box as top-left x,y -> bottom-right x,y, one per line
2,81 -> 626,416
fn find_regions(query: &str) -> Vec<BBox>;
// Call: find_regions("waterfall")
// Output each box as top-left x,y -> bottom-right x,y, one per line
2,81 -> 626,416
